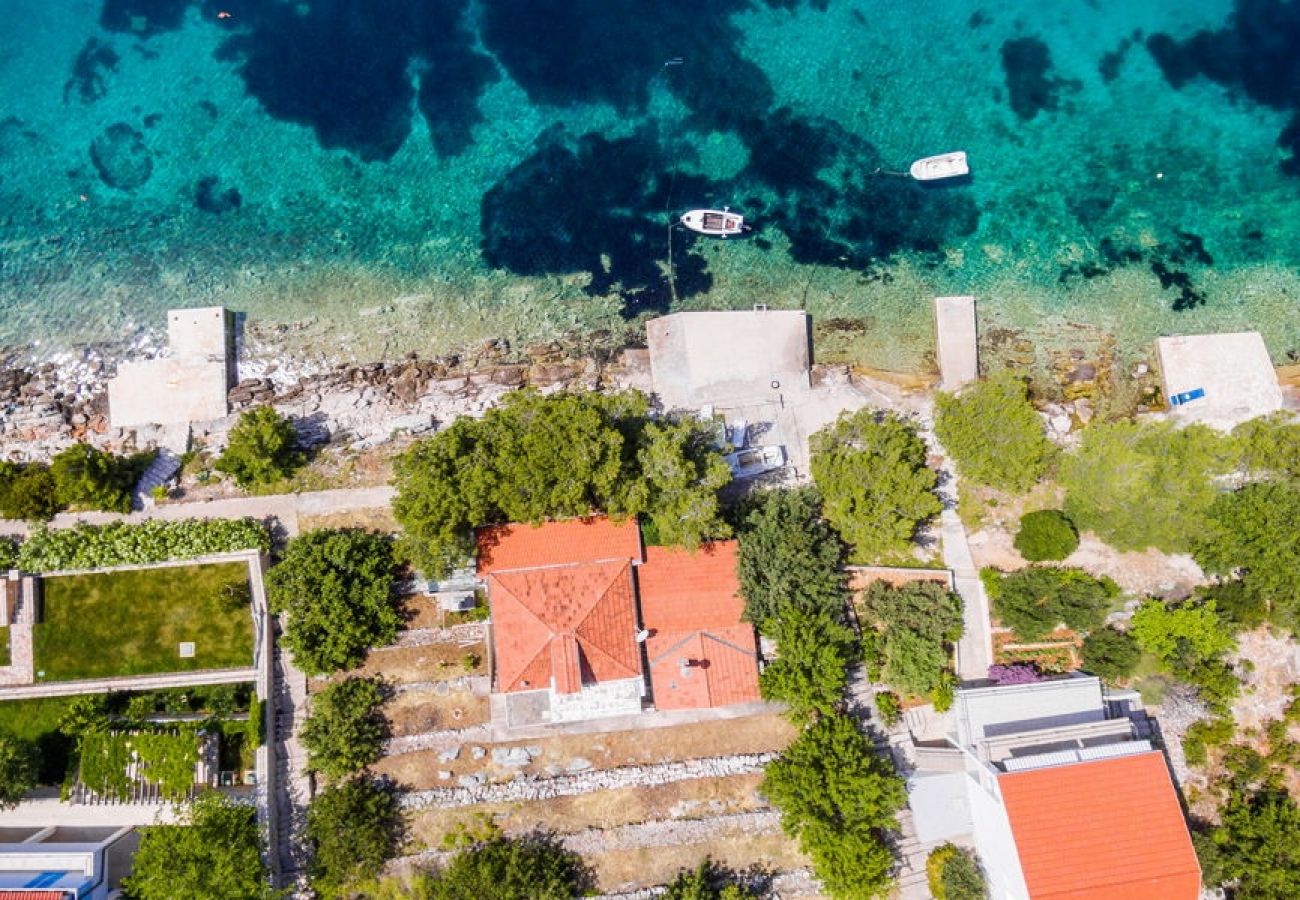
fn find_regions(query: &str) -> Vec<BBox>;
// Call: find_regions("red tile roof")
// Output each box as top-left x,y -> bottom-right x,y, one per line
489,560 -> 641,694
476,516 -> 643,575
998,751 -> 1201,900
639,542 -> 760,709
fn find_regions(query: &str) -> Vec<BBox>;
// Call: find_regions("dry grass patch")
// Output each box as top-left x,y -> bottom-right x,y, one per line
380,687 -> 489,739
590,832 -> 810,895
406,774 -> 770,847
347,642 -> 487,685
299,506 -> 402,533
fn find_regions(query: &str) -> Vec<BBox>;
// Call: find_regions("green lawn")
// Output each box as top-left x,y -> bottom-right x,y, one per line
0,625 -> 9,667
34,563 -> 255,680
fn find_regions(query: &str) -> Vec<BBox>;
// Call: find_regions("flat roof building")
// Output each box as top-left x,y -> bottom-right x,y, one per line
0,825 -> 135,900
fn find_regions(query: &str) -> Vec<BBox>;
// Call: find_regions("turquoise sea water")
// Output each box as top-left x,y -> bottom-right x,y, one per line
1,0 -> 1299,372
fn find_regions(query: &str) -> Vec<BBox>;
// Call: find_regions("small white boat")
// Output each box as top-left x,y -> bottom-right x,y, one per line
680,207 -> 746,237
724,445 -> 785,479
909,151 -> 969,182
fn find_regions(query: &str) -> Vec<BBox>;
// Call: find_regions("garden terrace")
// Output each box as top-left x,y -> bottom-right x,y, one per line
33,561 -> 255,681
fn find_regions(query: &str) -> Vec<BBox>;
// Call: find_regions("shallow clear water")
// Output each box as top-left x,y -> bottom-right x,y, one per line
1,0 -> 1298,372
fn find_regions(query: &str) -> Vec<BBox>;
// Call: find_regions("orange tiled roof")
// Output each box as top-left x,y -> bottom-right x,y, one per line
489,560 -> 641,694
639,542 -> 759,709
476,516 -> 644,574
998,751 -> 1201,900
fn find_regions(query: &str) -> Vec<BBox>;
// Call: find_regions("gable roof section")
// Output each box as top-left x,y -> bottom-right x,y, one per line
489,560 -> 640,694
476,516 -> 643,575
998,751 -> 1201,900
639,542 -> 759,709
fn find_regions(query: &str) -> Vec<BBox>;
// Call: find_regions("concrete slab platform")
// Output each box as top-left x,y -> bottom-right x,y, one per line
647,309 -> 811,409
108,307 -> 231,428
934,296 -> 978,392
1155,331 -> 1282,430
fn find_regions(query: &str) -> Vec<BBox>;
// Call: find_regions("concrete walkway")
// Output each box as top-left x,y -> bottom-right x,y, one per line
0,666 -> 258,700
0,485 -> 396,539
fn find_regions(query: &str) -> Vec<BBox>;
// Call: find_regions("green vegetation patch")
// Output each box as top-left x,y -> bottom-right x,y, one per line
0,626 -> 9,667
34,562 -> 254,680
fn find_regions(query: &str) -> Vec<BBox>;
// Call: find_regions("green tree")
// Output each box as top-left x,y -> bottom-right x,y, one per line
50,443 -> 148,513
423,826 -> 592,900
1130,601 -> 1236,664
881,628 -> 949,697
663,858 -> 757,900
1061,420 -> 1235,552
1080,626 -> 1141,681
759,609 -> 857,721
0,730 -> 37,809
1210,787 -> 1300,898
1195,481 -> 1300,627
736,487 -> 848,632
810,410 -> 941,561
306,776 -> 404,898
762,715 -> 905,899
935,369 -> 1054,492
1013,509 -> 1079,562
987,566 -> 1118,641
123,790 -> 275,900
216,405 -> 304,489
0,461 -> 60,521
1232,413 -> 1300,479
302,677 -> 388,780
631,419 -> 733,549
266,529 -> 400,675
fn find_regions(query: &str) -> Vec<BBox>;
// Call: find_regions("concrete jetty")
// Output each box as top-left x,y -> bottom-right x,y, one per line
933,296 -> 978,392
107,307 -> 232,428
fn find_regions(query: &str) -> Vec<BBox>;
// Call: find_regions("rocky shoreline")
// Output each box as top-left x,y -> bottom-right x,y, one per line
0,328 -> 651,464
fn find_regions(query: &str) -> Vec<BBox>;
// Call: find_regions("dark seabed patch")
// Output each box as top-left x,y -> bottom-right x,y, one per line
100,0 -> 190,37
89,123 -> 153,190
65,38 -> 120,104
209,0 -> 495,161
195,175 -> 242,214
1058,229 -> 1212,311
1098,30 -> 1142,83
1000,37 -> 1078,121
1147,0 -> 1300,176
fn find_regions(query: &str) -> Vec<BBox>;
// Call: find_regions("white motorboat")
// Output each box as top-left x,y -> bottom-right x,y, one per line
909,151 -> 970,181
724,445 -> 785,479
680,207 -> 746,237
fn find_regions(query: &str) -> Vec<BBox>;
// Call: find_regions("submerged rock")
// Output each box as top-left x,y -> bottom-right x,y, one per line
89,123 -> 152,190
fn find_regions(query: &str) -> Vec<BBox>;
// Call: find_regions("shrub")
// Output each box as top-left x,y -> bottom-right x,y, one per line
1209,787 -> 1300,896
216,405 -> 304,489
1183,717 -> 1235,767
50,443 -> 152,513
663,857 -> 758,900
935,369 -> 1054,492
1013,509 -> 1079,561
1080,627 -> 1141,681
0,461 -> 60,521
1195,480 -> 1300,628
810,409 -> 941,561
882,628 -> 949,697
16,518 -> 269,571
987,663 -> 1043,685
1232,413 -> 1300,479
421,823 -> 594,900
302,677 -> 388,780
988,566 -> 1119,641
930,671 -> 956,713
875,691 -> 902,727
859,580 -> 963,699
0,730 -> 37,809
927,843 -> 987,900
266,529 -> 400,676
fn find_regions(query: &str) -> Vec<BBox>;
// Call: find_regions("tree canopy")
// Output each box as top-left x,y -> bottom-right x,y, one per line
1060,420 -> 1236,552
762,714 -> 906,899
124,790 -> 275,900
663,858 -> 758,900
302,676 -> 389,780
758,608 -> 858,721
984,566 -> 1118,641
1130,599 -> 1239,712
266,529 -> 400,675
306,776 -> 405,898
859,580 -> 963,698
1195,480 -> 1300,628
935,369 -> 1054,492
216,405 -> 305,489
1209,787 -> 1300,899
1080,626 -> 1141,682
50,443 -> 150,514
0,461 -> 60,521
393,390 -> 731,576
1232,413 -> 1300,480
0,730 -> 36,810
419,826 -> 592,900
736,487 -> 848,633
810,410 -> 941,561
926,843 -> 987,900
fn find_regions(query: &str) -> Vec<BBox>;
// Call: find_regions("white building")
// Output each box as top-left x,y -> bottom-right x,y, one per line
0,825 -> 135,900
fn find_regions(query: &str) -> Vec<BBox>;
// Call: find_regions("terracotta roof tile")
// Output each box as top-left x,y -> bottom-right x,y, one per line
476,516 -> 643,574
639,542 -> 759,709
489,560 -> 640,694
998,751 -> 1201,900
